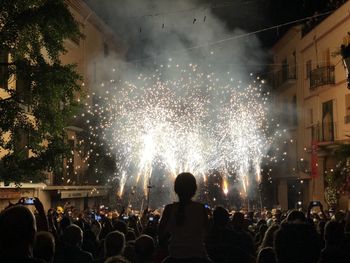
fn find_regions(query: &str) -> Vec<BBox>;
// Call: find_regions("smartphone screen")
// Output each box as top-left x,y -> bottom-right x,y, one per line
24,198 -> 34,205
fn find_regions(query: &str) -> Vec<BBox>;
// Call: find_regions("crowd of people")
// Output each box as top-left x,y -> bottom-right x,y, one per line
0,172 -> 349,263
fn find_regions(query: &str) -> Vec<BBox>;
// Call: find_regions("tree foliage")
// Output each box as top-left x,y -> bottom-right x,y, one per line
324,144 -> 350,207
0,0 -> 82,184
333,144 -> 350,194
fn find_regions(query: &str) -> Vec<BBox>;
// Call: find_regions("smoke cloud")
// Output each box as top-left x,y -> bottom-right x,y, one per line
83,0 -> 274,208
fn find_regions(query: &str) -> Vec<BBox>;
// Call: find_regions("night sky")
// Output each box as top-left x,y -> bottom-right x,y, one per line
84,0 -> 335,60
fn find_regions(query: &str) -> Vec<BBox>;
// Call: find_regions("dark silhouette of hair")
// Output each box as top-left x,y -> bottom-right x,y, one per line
135,235 -> 155,262
113,220 -> 128,235
126,229 -> 136,241
256,223 -> 268,245
63,224 -> 83,247
286,210 -> 306,223
213,206 -> 230,226
174,172 -> 197,225
257,247 -> 276,263
232,211 -> 245,229
34,231 -> 55,263
274,223 -> 321,263
0,205 -> 37,259
318,220 -> 326,237
105,230 -> 126,257
324,221 -> 345,246
259,224 -> 279,252
60,216 -> 72,232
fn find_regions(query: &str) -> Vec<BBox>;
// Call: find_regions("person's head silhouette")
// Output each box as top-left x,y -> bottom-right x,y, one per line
174,172 -> 197,225
213,206 -> 230,226
0,205 -> 37,259
274,223 -> 321,263
135,234 -> 155,262
63,224 -> 83,248
174,172 -> 197,202
105,230 -> 125,257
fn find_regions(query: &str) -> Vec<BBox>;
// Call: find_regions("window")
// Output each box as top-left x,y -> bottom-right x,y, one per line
345,94 -> 350,123
282,59 -> 288,81
292,95 -> 297,126
306,60 -> 312,79
322,48 -> 330,67
69,23 -> 82,46
104,43 -> 109,57
309,108 -> 313,125
346,94 -> 350,114
322,100 -> 334,141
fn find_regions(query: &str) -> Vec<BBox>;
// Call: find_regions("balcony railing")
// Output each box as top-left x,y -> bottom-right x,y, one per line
311,122 -> 337,142
270,66 -> 297,89
310,66 -> 335,90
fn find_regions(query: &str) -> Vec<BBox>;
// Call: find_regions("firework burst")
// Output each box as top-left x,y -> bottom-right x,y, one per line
82,60 -> 272,202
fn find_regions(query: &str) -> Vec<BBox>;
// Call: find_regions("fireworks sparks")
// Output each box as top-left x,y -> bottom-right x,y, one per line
82,60 -> 276,200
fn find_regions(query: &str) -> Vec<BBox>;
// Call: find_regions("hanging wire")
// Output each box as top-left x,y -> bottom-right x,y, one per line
131,10 -> 335,62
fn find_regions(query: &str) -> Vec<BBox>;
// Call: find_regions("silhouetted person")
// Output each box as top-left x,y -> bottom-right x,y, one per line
286,210 -> 306,223
0,205 -> 41,262
104,231 -> 127,261
34,231 -> 55,263
256,247 -> 276,263
135,235 -> 155,263
206,206 -> 252,263
54,224 -> 93,263
126,229 -> 136,242
82,229 -> 98,257
255,223 -> 268,247
159,172 -> 210,262
274,223 -> 321,263
231,212 -> 255,256
91,220 -> 102,240
113,220 -> 128,236
319,221 -> 349,263
258,224 -> 279,252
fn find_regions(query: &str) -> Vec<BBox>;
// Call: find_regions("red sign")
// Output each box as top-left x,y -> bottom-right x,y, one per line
311,141 -> 318,178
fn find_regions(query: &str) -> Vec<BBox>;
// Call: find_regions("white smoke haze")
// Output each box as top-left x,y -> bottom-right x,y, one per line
83,0 -> 280,207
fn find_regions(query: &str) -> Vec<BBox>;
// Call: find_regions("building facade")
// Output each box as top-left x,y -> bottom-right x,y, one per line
0,0 -> 125,211
270,1 -> 350,210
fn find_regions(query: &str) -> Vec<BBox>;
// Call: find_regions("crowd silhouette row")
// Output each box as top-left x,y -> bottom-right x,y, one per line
0,172 -> 349,263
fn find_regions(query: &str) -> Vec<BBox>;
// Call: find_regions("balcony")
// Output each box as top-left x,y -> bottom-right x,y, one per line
270,66 -> 296,90
310,66 -> 335,90
311,122 -> 337,143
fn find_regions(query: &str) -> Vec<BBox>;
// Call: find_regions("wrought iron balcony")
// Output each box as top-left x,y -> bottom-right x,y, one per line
270,66 -> 297,89
311,122 -> 337,142
310,66 -> 335,90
